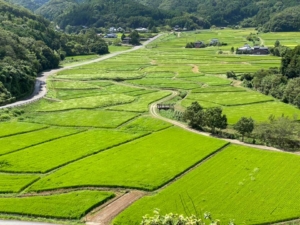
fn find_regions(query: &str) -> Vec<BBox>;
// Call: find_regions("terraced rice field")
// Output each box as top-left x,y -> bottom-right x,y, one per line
114,145 -> 300,225
0,174 -> 39,193
0,191 -> 114,219
0,127 -> 82,155
27,110 -> 139,128
0,29 -> 300,224
0,129 -> 146,173
29,127 -> 228,191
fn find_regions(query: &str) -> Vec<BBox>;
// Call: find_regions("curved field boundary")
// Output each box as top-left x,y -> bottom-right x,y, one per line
0,35 -> 162,110
150,92 -> 293,153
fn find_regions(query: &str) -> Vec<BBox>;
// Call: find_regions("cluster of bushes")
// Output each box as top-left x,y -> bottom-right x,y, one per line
183,102 -> 227,134
254,115 -> 300,151
185,42 -> 227,49
141,210 -> 222,225
0,108 -> 24,121
246,33 -> 260,43
237,44 -> 300,108
170,101 -> 299,151
241,70 -> 300,108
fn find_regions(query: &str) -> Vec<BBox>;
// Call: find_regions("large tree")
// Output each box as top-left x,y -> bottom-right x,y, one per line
183,101 -> 205,129
204,107 -> 227,134
234,117 -> 254,141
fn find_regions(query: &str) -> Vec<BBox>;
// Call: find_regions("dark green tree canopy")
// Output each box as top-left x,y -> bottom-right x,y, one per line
234,117 -> 254,141
204,107 -> 227,134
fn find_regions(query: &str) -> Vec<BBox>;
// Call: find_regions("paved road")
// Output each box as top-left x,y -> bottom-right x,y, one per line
0,34 -> 162,110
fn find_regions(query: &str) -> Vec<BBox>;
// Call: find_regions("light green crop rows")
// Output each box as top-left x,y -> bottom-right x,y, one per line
38,94 -> 135,111
186,91 -> 274,106
0,129 -> 146,173
0,191 -> 114,219
0,122 -> 47,138
181,99 -> 221,109
28,110 -> 139,128
48,80 -> 101,89
223,101 -> 300,124
0,127 -> 81,156
114,145 -> 300,225
119,116 -> 172,132
192,85 -> 246,93
127,78 -> 200,90
109,91 -> 171,112
183,75 -> 232,86
0,174 -> 39,193
30,127 -> 227,191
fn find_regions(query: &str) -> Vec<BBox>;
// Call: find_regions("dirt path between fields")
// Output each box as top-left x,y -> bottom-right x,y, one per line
85,191 -> 145,225
149,91 -> 297,154
0,34 -> 162,110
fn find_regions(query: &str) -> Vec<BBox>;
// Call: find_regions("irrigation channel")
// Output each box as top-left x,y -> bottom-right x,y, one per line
0,33 -> 298,225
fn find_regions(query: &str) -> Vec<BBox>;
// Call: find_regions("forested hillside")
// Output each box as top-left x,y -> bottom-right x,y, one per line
35,0 -> 83,21
41,0 -> 210,31
5,0 -> 300,32
135,0 -> 300,31
4,0 -> 49,11
0,0 -> 108,105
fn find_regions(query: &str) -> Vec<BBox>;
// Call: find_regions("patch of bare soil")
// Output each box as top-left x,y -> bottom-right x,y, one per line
85,191 -> 146,225
231,80 -> 243,87
191,65 -> 199,73
151,60 -> 157,65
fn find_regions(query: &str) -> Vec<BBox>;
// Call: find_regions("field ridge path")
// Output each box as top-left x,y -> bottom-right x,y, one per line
149,92 -> 295,154
85,191 -> 145,225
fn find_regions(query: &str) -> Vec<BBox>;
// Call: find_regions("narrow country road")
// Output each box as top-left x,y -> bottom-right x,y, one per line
0,34 -> 162,110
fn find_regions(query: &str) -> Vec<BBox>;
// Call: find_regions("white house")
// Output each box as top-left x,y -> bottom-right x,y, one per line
135,28 -> 148,33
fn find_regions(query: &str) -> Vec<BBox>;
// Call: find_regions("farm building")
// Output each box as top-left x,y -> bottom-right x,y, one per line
122,37 -> 132,44
253,46 -> 269,55
135,28 -> 148,33
194,41 -> 205,48
210,38 -> 219,45
236,44 -> 269,55
105,33 -> 118,38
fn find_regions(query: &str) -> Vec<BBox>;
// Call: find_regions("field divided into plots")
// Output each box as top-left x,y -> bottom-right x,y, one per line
0,129 -> 147,173
0,174 -> 40,193
114,145 -> 300,225
29,127 -> 228,191
0,29 -> 300,224
0,127 -> 82,156
0,191 -> 114,219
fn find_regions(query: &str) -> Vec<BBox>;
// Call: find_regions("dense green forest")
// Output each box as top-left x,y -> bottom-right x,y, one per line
49,0 -> 210,31
5,0 -> 49,11
0,0 -> 108,105
135,0 -> 300,31
241,45 -> 300,108
4,0 -> 300,31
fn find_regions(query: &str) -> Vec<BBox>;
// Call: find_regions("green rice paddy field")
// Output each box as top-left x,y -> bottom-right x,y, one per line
0,29 -> 299,224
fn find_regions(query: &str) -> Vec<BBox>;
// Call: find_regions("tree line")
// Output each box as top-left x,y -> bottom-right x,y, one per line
240,44 -> 300,108
182,101 -> 299,151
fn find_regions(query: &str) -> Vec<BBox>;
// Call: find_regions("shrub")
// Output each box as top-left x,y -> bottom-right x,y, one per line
141,210 -> 223,225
